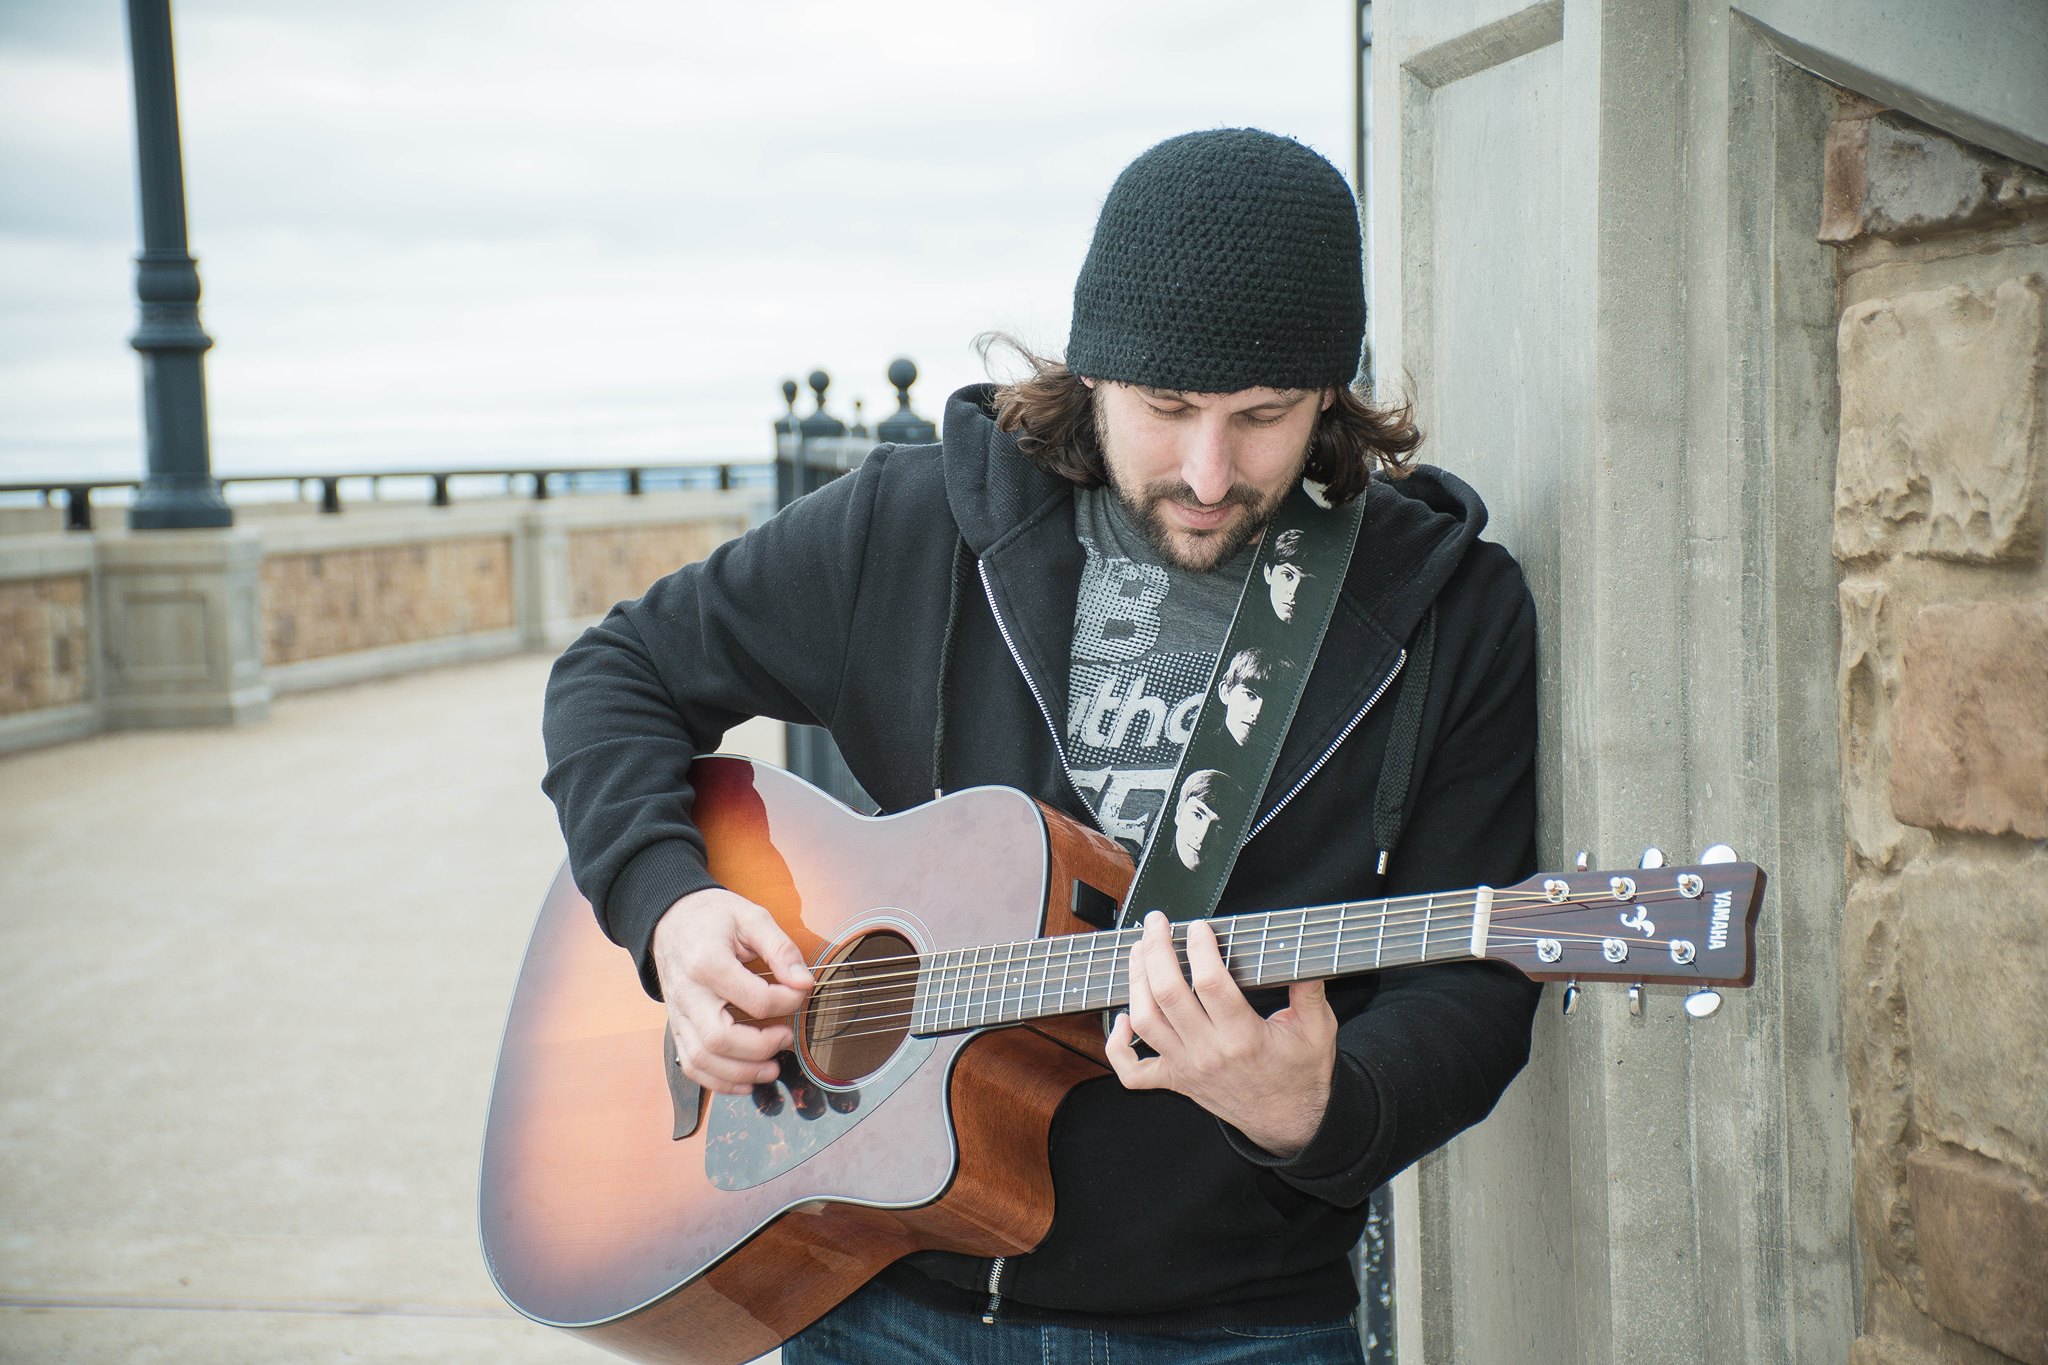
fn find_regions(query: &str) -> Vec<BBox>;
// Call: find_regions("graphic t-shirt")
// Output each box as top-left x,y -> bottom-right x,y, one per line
1066,486 -> 1251,857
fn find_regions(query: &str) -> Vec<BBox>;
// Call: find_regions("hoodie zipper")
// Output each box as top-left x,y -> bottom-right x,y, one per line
1245,649 -> 1406,842
977,559 -> 1107,834
979,560 -> 1407,849
981,1256 -> 1008,1324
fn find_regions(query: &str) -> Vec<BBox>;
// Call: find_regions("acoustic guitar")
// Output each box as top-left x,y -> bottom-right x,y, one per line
480,756 -> 1763,1364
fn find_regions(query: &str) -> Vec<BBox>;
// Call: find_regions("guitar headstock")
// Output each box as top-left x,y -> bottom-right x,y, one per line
1482,851 -> 1764,990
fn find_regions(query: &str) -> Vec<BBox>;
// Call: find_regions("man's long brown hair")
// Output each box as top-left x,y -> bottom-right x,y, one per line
979,334 -> 1422,504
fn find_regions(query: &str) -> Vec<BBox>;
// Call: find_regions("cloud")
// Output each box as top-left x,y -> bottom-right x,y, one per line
0,0 -> 1354,479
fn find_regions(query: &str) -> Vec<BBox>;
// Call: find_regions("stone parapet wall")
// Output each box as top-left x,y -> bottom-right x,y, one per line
1827,97 -> 2048,1365
0,490 -> 760,754
263,537 -> 516,665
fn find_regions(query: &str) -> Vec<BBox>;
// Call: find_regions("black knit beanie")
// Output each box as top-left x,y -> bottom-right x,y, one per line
1066,128 -> 1364,394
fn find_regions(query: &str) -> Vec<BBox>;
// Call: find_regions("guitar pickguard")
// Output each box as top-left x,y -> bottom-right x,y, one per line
705,1037 -> 934,1191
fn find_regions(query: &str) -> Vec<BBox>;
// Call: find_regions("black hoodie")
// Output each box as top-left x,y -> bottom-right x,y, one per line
541,385 -> 1542,1330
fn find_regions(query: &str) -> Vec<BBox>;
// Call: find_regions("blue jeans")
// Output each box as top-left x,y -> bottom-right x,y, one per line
784,1277 -> 1367,1365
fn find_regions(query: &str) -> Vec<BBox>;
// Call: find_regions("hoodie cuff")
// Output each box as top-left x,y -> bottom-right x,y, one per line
1221,1053 -> 1382,1199
606,839 -> 723,1000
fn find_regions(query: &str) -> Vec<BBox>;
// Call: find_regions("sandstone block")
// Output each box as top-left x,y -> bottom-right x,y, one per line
1900,854 -> 2048,1181
1836,273 -> 2047,564
1848,1334 -> 1935,1365
1841,580 -> 1910,869
0,575 -> 91,716
1843,878 -> 1917,1288
1890,601 -> 2048,839
1908,1148 -> 2048,1364
1820,111 -> 2048,245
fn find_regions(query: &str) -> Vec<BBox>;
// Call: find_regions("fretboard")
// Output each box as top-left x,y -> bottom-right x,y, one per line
909,892 -> 1484,1036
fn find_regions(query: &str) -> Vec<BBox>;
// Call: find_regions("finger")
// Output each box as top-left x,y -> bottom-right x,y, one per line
671,1017 -> 785,1092
1103,1012 -> 1159,1090
697,1010 -> 794,1064
1138,912 -> 1210,1037
733,902 -> 815,992
1183,920 -> 1259,1026
680,990 -> 793,1056
703,951 -> 808,1021
1281,978 -> 1338,1032
1124,926 -> 1184,1055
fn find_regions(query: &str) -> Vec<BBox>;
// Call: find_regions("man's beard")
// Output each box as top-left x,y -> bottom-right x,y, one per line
1094,404 -> 1306,573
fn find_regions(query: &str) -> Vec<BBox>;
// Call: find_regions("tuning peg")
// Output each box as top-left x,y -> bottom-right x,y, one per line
1627,983 -> 1643,1017
1684,989 -> 1724,1019
1699,844 -> 1738,865
1561,981 -> 1582,1016
1574,850 -> 1590,872
1639,847 -> 1666,869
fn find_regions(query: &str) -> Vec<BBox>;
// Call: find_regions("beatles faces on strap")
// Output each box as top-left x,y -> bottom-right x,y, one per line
1264,527 -> 1308,623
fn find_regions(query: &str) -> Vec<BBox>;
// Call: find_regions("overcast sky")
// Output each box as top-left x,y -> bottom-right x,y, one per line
0,0 -> 1356,481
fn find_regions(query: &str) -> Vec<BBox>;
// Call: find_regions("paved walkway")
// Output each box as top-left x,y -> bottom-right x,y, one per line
0,654 -> 782,1362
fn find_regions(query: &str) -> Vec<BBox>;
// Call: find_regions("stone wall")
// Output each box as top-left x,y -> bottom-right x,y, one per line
0,575 -> 91,716
262,536 -> 516,665
566,521 -> 738,619
1825,97 -> 2048,1365
0,490 -> 760,755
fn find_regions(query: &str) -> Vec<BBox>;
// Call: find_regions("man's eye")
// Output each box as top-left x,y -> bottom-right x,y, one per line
1146,404 -> 1187,419
1242,412 -> 1286,427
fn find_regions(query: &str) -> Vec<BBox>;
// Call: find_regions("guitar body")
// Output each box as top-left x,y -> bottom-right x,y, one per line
480,757 -> 1131,1364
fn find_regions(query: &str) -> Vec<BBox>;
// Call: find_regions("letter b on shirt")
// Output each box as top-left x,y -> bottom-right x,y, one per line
1075,561 -> 1168,664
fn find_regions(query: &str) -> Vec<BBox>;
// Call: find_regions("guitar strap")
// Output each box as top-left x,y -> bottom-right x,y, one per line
1118,477 -> 1366,927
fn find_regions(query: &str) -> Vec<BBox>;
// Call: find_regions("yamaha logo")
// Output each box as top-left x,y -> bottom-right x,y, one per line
1709,890 -> 1732,951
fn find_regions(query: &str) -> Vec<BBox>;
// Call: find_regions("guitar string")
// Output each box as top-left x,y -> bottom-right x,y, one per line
790,906 -> 1704,1008
792,917 -> 1716,1037
782,934 -> 1684,1048
747,884 -> 1720,1000
771,906 -> 1725,1034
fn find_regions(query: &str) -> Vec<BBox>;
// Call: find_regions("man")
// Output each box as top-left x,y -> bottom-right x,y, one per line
543,128 -> 1540,1363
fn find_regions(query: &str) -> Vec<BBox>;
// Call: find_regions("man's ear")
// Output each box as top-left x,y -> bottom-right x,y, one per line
1319,388 -> 1336,412
1081,376 -> 1096,390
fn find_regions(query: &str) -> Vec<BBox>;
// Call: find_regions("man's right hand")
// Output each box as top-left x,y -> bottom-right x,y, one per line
651,887 -> 815,1094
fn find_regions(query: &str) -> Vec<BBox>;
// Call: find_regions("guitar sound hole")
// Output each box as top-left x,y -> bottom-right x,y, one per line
802,929 -> 916,1086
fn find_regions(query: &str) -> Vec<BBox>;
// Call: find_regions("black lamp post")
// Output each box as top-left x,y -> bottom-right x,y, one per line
124,0 -> 230,530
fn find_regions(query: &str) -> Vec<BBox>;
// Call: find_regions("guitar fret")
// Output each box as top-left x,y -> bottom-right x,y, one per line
916,884 -> 1504,1035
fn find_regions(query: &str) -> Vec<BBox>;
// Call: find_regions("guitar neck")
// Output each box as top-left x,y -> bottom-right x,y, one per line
909,891 -> 1488,1035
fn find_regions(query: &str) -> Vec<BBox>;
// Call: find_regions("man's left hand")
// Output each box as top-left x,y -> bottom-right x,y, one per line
1106,911 -> 1338,1159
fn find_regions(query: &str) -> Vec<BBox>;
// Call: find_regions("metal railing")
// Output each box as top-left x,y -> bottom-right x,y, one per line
0,460 -> 773,532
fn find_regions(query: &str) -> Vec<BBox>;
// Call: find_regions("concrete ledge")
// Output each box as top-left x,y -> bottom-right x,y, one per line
267,628 -> 528,696
0,534 -> 95,581
0,702 -> 100,754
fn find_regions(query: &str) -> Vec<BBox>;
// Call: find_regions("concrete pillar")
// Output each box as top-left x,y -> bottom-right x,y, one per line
96,528 -> 268,728
1372,0 -> 1863,1359
516,506 -> 575,652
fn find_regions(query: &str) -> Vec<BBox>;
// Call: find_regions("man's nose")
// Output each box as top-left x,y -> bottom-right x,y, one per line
1179,422 -> 1237,505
